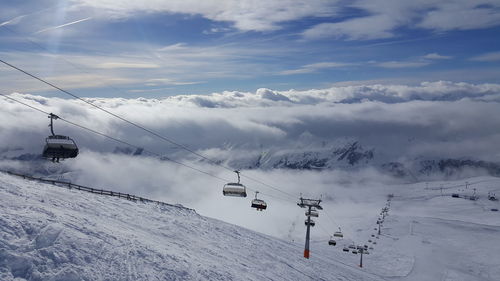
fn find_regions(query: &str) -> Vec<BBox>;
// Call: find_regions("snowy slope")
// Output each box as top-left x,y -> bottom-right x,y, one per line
0,172 -> 382,281
311,177 -> 500,281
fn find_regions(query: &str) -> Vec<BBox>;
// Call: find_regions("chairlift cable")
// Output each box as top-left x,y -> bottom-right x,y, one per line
0,93 -> 297,204
0,93 -> 232,183
0,58 -> 297,201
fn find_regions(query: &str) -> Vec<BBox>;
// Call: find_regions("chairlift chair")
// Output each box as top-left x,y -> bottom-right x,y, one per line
223,171 -> 247,197
304,219 -> 315,227
342,247 -> 349,252
42,114 -> 78,162
251,191 -> 267,210
333,227 -> 344,238
328,237 -> 336,246
305,209 -> 319,217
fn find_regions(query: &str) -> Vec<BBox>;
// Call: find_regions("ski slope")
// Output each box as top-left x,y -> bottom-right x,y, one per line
308,177 -> 500,281
2,171 -> 500,281
0,172 -> 382,281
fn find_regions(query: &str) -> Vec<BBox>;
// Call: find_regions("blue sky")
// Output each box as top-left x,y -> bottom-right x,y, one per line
1,0 -> 500,97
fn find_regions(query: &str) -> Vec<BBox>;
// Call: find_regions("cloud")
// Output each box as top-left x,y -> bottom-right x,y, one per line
302,14 -> 396,40
279,62 -> 351,75
417,2 -> 500,31
422,53 -> 453,60
302,0 -> 500,40
72,0 -> 338,32
376,61 -> 431,68
2,81 -> 500,238
470,51 -> 500,62
96,62 -> 160,69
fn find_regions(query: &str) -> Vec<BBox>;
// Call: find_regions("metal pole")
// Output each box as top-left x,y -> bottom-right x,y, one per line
304,206 -> 311,259
378,223 -> 381,235
49,114 -> 56,136
359,249 -> 363,267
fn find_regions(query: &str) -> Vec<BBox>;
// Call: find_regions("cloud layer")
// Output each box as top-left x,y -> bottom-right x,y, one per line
2,81 -> 500,238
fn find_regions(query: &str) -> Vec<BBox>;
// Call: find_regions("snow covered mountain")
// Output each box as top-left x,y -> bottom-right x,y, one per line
3,140 -> 500,182
0,171 -> 382,281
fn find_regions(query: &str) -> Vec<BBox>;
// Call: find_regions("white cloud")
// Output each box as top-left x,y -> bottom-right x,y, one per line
470,51 -> 500,62
96,62 -> 161,69
72,0 -> 338,32
422,53 -> 452,60
279,62 -> 351,75
376,61 -> 430,68
302,0 -> 500,40
417,1 -> 500,31
302,14 -> 396,40
2,81 -> 500,239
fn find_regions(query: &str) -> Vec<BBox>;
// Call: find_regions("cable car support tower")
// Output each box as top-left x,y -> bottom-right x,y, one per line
297,197 -> 322,259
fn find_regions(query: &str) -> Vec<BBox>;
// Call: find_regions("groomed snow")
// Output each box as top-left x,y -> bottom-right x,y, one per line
0,172 -> 382,281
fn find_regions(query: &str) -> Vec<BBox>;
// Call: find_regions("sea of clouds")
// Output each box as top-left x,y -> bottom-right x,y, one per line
1,81 -> 500,238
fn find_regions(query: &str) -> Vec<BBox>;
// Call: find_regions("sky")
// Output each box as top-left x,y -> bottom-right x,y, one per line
1,0 -> 500,97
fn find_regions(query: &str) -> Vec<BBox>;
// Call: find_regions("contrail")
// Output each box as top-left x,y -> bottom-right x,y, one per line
34,17 -> 92,34
0,6 -> 60,27
0,15 -> 27,27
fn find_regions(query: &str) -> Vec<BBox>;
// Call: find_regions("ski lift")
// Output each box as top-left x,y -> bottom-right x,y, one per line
305,208 -> 319,217
342,247 -> 349,252
223,171 -> 247,197
348,244 -> 356,249
42,113 -> 78,162
333,228 -> 343,238
251,191 -> 267,210
304,219 -> 315,227
328,236 -> 336,246
352,250 -> 358,254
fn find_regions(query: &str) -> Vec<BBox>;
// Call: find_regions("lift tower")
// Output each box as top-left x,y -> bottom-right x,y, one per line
298,197 -> 322,259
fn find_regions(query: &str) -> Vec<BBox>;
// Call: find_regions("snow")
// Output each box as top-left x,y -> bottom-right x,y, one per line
2,171 -> 500,280
0,172 -> 382,281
